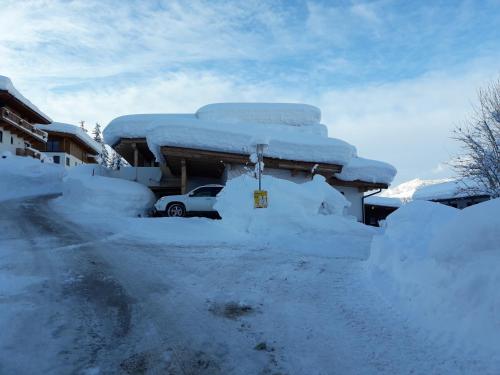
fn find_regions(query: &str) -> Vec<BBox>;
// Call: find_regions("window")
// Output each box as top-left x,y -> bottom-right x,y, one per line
190,187 -> 214,197
0,130 -> 3,143
66,157 -> 70,166
53,156 -> 60,164
190,186 -> 223,197
210,186 -> 223,196
46,139 -> 61,152
11,136 -> 14,145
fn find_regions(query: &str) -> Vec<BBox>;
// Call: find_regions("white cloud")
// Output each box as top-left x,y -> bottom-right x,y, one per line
317,61 -> 499,183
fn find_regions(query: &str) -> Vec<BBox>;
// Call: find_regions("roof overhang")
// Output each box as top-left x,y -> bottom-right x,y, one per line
0,90 -> 51,124
328,177 -> 389,192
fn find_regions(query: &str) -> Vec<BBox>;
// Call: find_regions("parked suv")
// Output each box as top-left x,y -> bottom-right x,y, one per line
154,184 -> 224,217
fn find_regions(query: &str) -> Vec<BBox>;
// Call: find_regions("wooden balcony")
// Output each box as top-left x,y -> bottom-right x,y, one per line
16,147 -> 42,159
1,107 -> 48,142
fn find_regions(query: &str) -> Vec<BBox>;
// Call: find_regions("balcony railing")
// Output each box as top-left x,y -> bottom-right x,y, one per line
0,107 -> 48,142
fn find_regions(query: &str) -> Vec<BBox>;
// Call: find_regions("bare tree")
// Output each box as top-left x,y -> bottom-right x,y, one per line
453,78 -> 500,198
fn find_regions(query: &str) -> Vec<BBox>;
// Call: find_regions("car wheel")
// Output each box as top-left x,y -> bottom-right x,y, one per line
166,203 -> 186,217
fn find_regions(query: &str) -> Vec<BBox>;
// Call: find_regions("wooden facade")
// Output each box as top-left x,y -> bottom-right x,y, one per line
38,131 -> 98,164
0,90 -> 51,153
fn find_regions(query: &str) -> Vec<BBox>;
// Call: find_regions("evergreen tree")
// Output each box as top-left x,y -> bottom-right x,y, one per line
92,123 -> 102,143
100,143 -> 110,167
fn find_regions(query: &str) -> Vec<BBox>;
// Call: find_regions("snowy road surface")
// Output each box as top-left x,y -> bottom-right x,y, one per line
0,196 -> 490,374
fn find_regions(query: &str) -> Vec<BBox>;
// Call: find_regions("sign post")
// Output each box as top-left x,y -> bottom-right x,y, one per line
254,143 -> 268,208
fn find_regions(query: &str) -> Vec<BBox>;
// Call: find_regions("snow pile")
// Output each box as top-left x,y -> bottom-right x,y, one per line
35,122 -> 101,154
214,174 -> 374,251
0,153 -> 65,202
0,75 -> 51,122
367,199 -> 500,355
196,103 -> 322,127
335,156 -> 397,185
53,165 -> 155,217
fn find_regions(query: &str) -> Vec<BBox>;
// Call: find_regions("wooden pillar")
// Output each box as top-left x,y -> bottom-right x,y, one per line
181,158 -> 187,194
132,143 -> 139,167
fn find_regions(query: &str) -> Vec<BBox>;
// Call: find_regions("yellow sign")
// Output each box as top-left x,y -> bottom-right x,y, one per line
254,190 -> 268,208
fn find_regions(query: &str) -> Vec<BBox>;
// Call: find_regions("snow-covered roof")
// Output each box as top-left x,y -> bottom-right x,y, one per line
196,103 -> 321,127
412,179 -> 489,201
104,107 -> 355,166
364,196 -> 403,208
36,122 -> 101,154
103,103 -> 397,184
0,75 -> 52,123
335,156 -> 397,185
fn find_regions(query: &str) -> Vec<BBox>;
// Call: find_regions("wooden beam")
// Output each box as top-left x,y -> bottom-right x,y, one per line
181,158 -> 187,194
160,146 -> 342,174
328,177 -> 388,191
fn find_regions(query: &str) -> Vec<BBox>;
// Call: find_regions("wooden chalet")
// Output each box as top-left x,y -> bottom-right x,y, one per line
0,84 -> 51,158
33,123 -> 100,167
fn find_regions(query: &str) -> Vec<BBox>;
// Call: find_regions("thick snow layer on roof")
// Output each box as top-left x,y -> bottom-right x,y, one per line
36,122 -> 101,154
196,103 -> 321,127
364,196 -> 403,208
104,111 -> 355,165
335,156 -> 397,185
412,179 -> 488,201
0,75 -> 51,122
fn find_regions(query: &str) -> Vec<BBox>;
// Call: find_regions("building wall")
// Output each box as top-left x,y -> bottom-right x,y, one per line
0,126 -> 28,154
331,185 -> 363,222
44,151 -> 84,168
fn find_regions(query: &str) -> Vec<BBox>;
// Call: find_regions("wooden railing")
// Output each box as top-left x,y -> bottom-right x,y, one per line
16,147 -> 42,159
0,107 -> 48,142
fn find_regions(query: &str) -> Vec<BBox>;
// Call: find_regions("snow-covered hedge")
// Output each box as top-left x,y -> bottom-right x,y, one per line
53,165 -> 155,217
0,153 -> 65,202
367,199 -> 500,356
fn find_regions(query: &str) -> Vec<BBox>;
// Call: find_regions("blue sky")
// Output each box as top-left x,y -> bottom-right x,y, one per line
1,0 -> 499,183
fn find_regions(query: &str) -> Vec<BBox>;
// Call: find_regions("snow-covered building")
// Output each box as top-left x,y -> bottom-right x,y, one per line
34,122 -> 100,167
0,76 -> 51,158
104,103 -> 396,221
412,179 -> 491,208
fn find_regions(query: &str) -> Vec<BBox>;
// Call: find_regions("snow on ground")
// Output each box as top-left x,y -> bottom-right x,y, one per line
35,122 -> 102,154
0,153 -> 65,202
1,157 -> 499,373
0,75 -> 51,122
367,199 -> 500,365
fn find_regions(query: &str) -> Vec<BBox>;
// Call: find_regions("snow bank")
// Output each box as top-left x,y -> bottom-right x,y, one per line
53,165 -> 155,217
0,153 -> 65,202
196,103 -> 321,127
214,174 -> 374,252
35,122 -> 101,154
367,199 -> 500,356
335,156 -> 397,185
0,75 -> 51,122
